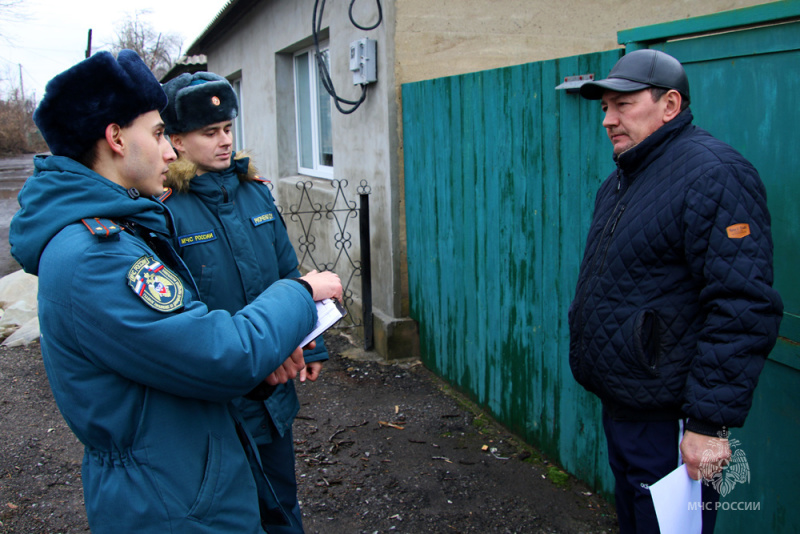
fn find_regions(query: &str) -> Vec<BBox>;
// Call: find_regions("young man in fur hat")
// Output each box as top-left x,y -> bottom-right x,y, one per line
9,50 -> 342,533
159,71 -> 328,533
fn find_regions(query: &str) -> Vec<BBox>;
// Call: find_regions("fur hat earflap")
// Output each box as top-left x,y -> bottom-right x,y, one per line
33,50 -> 167,160
161,72 -> 238,135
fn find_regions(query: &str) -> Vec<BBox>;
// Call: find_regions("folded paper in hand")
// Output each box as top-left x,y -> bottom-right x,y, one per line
300,298 -> 347,347
650,464 -> 702,534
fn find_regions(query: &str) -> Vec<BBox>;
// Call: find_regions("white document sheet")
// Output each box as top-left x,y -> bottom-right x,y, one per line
649,464 -> 702,534
300,298 -> 346,347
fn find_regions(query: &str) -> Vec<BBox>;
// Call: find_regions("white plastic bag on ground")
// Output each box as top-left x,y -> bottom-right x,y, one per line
0,269 -> 38,307
0,269 -> 39,344
2,316 -> 40,347
0,301 -> 38,337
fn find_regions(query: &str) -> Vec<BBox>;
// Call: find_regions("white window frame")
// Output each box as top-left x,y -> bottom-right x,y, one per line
293,44 -> 334,179
231,77 -> 245,152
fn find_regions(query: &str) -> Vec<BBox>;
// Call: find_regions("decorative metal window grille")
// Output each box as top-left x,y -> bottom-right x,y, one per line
273,179 -> 373,349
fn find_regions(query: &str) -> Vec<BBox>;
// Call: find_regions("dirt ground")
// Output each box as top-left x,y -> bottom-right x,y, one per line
0,331 -> 618,534
0,154 -> 617,533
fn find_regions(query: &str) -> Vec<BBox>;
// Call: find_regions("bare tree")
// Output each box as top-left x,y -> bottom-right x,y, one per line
0,65 -> 47,155
0,0 -> 27,21
0,0 -> 47,156
111,10 -> 183,80
0,0 -> 30,44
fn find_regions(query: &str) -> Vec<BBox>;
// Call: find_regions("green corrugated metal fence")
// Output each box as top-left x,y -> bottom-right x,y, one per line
402,50 -> 620,491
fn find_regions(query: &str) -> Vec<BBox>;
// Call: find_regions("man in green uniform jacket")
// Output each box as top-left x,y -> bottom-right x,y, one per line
160,71 -> 329,533
9,50 -> 342,533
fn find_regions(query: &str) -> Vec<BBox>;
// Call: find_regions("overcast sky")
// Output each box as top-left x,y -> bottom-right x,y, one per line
0,0 -> 229,101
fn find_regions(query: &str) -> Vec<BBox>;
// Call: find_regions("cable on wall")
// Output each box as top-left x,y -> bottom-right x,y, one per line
312,0 -> 382,115
349,0 -> 382,30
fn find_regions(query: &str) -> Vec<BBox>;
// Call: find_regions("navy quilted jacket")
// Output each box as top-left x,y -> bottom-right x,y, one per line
568,109 -> 782,431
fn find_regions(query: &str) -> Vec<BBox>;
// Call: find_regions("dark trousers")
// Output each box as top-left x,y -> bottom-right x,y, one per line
602,410 -> 719,534
258,425 -> 304,534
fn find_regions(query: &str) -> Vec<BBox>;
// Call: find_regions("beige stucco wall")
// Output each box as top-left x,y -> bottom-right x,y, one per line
201,0 -> 418,359
394,0 -> 772,85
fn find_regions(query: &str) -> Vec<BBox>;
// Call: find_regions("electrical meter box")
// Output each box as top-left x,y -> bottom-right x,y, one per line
349,38 -> 377,85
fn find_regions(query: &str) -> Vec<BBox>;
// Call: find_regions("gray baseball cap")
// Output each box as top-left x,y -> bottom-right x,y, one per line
580,49 -> 690,103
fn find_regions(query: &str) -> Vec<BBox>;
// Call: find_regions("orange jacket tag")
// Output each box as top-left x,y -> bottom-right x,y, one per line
726,223 -> 751,239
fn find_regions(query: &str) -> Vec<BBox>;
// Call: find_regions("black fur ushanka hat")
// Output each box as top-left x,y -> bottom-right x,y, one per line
161,72 -> 238,136
33,50 -> 168,160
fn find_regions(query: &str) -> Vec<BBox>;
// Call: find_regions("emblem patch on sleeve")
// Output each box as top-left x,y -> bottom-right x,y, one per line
127,256 -> 185,312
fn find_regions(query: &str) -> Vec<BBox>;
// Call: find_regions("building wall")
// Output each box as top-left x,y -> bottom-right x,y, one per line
203,0 -> 415,359
394,0 -> 771,84
195,0 -> 771,361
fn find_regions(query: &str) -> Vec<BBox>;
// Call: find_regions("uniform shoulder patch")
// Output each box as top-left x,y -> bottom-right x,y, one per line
157,188 -> 173,202
81,218 -> 122,238
126,255 -> 185,312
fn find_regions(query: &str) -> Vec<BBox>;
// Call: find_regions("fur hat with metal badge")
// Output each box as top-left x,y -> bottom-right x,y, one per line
33,50 -> 168,160
161,72 -> 239,136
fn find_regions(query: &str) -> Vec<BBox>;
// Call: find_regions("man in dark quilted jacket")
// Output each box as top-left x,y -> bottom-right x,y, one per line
569,49 -> 782,533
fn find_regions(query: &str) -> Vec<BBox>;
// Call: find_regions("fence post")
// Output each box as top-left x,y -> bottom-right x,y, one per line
359,192 -> 373,350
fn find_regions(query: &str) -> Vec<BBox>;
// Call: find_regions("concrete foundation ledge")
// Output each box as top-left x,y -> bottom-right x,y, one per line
371,308 -> 419,361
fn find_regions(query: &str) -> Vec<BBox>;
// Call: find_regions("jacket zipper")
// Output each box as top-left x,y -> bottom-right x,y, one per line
591,167 -> 626,275
574,166 -> 626,377
597,204 -> 626,273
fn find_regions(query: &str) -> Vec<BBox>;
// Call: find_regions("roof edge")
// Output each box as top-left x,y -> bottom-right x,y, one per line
186,0 -> 262,56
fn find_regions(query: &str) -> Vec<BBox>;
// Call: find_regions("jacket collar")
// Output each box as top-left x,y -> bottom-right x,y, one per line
615,108 -> 694,176
185,156 -> 251,203
164,151 -> 259,194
